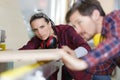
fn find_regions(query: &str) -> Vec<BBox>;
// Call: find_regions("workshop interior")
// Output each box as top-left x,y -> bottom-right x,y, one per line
0,0 -> 120,80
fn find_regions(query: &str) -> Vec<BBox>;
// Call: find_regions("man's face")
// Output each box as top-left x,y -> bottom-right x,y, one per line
31,18 -> 52,40
69,10 -> 97,41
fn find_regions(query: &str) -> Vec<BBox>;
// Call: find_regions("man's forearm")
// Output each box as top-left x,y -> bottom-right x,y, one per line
61,50 -> 88,71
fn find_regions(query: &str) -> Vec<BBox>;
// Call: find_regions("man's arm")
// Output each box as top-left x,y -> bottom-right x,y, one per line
61,46 -> 88,71
61,37 -> 120,70
82,37 -> 120,67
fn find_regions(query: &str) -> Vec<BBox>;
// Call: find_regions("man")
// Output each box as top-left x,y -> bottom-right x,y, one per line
61,0 -> 120,78
64,1 -> 116,80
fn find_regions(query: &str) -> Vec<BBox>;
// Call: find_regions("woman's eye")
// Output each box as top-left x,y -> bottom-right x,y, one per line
32,29 -> 37,32
39,26 -> 45,29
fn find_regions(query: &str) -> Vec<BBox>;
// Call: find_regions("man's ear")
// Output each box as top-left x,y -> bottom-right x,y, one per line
91,9 -> 100,21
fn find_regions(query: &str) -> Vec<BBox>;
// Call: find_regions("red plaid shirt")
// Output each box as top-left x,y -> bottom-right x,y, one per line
19,25 -> 92,80
83,10 -> 120,72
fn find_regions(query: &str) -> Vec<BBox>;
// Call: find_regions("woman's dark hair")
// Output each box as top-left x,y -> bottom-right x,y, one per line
30,12 -> 55,27
30,12 -> 57,35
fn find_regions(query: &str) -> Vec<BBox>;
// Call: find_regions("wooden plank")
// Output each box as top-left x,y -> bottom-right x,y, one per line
0,49 -> 62,62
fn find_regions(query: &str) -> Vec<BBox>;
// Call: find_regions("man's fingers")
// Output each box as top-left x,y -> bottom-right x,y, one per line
62,46 -> 71,52
62,46 -> 74,54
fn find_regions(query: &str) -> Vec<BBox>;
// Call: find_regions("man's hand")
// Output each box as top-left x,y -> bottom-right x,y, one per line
62,46 -> 77,58
61,45 -> 88,71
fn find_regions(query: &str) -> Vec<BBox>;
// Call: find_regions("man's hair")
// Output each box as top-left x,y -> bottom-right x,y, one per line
65,0 -> 105,23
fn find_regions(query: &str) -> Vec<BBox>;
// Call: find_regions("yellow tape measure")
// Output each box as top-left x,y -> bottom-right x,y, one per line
0,61 -> 48,79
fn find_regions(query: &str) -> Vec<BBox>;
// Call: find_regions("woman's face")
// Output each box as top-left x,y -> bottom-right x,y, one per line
31,18 -> 52,40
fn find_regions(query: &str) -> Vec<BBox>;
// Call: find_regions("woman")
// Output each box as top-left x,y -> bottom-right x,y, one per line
19,12 -> 92,80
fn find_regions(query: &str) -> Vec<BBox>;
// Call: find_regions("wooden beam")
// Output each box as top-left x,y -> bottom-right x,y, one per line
0,49 -> 62,62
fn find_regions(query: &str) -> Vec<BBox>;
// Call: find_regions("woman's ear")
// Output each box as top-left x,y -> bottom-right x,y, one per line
48,21 -> 52,26
48,21 -> 54,35
91,9 -> 100,21
48,21 -> 52,30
